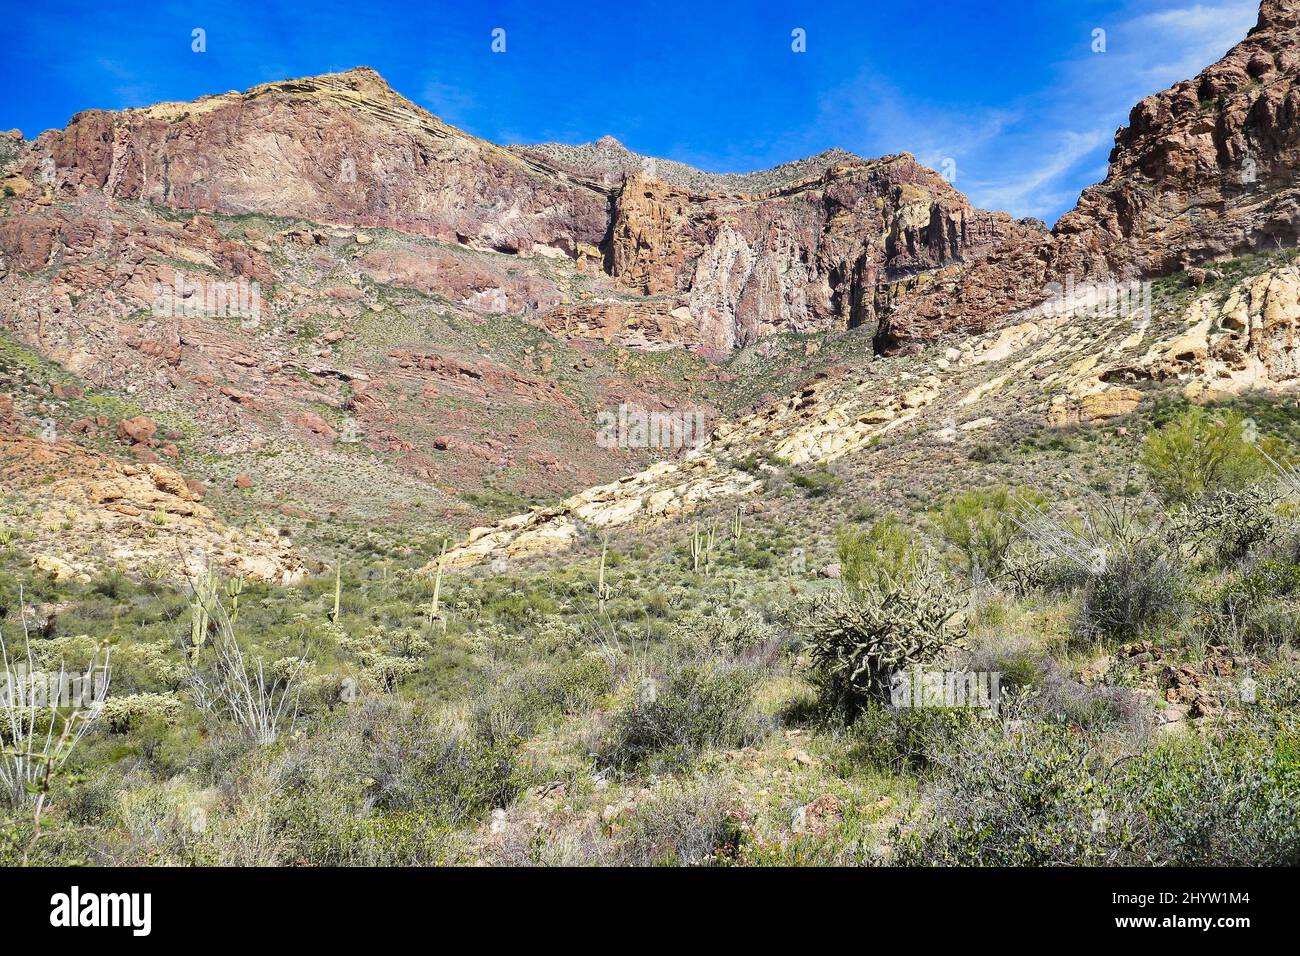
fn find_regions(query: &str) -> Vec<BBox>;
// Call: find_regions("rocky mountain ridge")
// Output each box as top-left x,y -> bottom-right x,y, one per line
3,65 -> 1038,354
879,0 -> 1300,349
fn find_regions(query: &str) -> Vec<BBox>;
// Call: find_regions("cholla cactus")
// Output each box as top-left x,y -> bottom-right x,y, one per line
796,556 -> 965,712
1169,485 -> 1278,564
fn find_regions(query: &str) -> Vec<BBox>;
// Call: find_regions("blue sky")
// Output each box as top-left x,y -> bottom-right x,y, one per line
1,0 -> 1260,223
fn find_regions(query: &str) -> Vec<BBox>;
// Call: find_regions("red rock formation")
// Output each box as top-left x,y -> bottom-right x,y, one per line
8,67 -> 1035,353
878,0 -> 1300,350
26,68 -> 609,256
604,160 -> 1042,350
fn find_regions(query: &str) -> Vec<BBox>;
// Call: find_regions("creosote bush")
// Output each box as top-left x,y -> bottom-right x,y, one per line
1074,539 -> 1186,645
933,486 -> 1044,580
602,662 -> 768,773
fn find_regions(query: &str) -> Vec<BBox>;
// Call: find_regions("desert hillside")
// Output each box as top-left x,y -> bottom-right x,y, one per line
0,0 -> 1298,871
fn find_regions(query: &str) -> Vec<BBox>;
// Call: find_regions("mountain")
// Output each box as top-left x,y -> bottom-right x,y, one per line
879,0 -> 1300,348
1,0 -> 1298,580
6,66 -> 1039,354
5,0 -> 1300,875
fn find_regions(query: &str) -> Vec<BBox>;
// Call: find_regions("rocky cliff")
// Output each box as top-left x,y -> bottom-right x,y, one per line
877,0 -> 1300,350
7,66 -> 1035,353
603,159 -> 1041,351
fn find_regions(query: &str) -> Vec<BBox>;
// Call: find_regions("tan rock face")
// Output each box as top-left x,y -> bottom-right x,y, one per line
1102,262 -> 1300,399
0,435 -> 304,584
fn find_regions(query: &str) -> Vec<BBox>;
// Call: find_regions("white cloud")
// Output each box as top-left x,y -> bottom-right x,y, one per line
805,1 -> 1262,222
968,129 -> 1112,218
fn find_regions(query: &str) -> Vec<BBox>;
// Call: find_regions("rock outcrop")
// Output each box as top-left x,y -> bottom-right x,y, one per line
0,434 -> 305,583
6,66 -> 1035,354
603,161 -> 1042,351
878,0 -> 1300,350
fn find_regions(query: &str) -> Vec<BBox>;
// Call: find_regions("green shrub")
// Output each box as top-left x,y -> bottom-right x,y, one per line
933,486 -> 1044,580
602,663 -> 766,773
891,698 -> 1133,866
843,699 -> 977,774
1203,559 -> 1300,648
1123,717 -> 1300,865
1074,539 -> 1186,644
614,779 -> 743,866
789,466 -> 840,497
837,516 -> 921,593
1142,406 -> 1272,506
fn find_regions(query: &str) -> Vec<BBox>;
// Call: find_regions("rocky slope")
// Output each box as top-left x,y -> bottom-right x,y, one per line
432,253 -> 1300,570
878,0 -> 1300,349
4,66 -> 1035,355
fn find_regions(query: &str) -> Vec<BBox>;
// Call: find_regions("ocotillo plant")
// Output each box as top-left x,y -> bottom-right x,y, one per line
1,588 -> 110,864
733,503 -> 743,552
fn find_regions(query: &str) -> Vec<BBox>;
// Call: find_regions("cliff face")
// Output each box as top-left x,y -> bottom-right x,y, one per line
604,160 -> 1042,350
10,67 -> 1033,353
878,0 -> 1300,350
26,68 -> 610,256
1061,0 -> 1300,271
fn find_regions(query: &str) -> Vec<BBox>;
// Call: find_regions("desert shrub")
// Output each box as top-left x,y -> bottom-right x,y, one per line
258,696 -> 518,866
1074,539 -> 1186,644
115,781 -> 211,865
891,695 -> 1134,866
789,466 -> 839,497
837,516 -> 921,592
472,654 -> 614,740
933,486 -> 1044,580
602,662 -> 767,773
613,778 -> 743,866
796,556 -> 966,717
1123,709 -> 1300,865
843,698 -> 978,774
1171,484 -> 1277,565
365,719 -> 517,820
100,692 -> 186,732
1142,406 -> 1271,506
1202,559 -> 1300,649
61,769 -> 123,826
